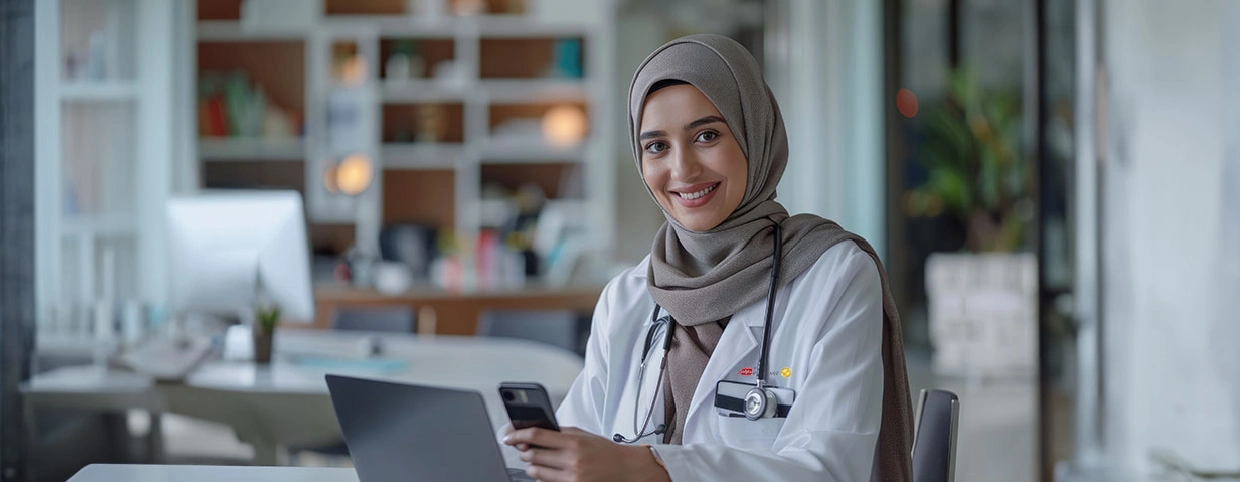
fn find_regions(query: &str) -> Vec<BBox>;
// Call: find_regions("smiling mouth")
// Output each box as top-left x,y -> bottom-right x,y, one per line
674,183 -> 719,200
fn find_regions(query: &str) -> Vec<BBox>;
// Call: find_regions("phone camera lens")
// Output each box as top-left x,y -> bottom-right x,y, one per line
502,390 -> 516,401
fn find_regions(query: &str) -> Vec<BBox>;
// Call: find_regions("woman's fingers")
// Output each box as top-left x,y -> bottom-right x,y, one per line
525,464 -> 573,482
503,428 -> 571,450
518,447 -> 575,470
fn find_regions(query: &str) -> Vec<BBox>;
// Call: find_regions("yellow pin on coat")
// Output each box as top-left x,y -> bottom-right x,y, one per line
780,367 -> 792,378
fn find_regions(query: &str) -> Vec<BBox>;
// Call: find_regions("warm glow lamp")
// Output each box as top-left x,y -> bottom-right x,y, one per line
542,105 -> 588,147
335,154 -> 373,196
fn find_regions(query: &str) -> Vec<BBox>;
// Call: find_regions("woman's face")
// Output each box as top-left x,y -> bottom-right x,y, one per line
639,84 -> 747,232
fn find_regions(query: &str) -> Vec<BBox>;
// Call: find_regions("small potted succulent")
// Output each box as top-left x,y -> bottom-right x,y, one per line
253,305 -> 281,364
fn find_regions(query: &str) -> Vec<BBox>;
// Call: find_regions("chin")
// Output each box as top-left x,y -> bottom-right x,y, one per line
677,215 -> 724,232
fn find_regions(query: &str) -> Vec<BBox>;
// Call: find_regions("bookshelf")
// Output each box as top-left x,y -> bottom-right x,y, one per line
194,0 -> 617,291
35,0 -> 179,332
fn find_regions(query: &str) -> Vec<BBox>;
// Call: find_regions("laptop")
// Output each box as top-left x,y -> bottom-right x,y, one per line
325,374 -> 535,482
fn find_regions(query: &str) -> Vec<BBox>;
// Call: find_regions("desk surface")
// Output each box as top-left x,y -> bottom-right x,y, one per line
29,331 -> 584,465
195,329 -> 585,394
68,464 -> 357,482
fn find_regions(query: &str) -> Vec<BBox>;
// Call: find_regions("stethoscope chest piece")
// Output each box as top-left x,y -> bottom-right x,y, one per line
743,386 -> 777,421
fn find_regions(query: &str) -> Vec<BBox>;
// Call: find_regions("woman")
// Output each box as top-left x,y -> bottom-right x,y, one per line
503,34 -> 913,482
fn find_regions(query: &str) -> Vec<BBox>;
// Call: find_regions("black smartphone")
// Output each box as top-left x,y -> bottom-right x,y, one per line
499,382 -> 560,432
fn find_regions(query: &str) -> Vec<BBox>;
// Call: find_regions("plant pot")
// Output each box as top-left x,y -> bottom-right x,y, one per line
252,323 -> 274,364
925,252 -> 1037,377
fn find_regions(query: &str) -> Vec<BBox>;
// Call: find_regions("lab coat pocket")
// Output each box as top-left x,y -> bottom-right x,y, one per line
716,414 -> 785,451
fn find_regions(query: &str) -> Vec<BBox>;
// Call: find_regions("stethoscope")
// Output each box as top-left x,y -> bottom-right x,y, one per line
613,223 -> 784,444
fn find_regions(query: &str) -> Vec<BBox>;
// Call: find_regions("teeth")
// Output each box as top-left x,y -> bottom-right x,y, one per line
681,184 -> 716,200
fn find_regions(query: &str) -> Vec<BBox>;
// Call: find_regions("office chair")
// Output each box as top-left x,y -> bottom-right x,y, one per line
330,306 -> 415,333
912,389 -> 960,482
476,309 -> 582,355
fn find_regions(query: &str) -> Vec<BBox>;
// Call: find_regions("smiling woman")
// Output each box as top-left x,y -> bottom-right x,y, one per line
503,34 -> 914,482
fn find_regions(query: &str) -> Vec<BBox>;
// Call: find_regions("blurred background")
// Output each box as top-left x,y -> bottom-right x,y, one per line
1,0 -> 1238,481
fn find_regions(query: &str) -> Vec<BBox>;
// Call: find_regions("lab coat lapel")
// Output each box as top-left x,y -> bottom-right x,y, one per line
684,304 -> 763,438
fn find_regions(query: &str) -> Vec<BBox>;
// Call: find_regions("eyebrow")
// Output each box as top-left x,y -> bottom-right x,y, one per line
638,115 -> 727,141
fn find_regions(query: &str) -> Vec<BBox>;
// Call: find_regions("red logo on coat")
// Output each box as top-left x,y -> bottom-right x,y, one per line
738,367 -> 754,376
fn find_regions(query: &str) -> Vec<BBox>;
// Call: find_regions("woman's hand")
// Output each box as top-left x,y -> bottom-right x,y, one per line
502,427 -> 671,482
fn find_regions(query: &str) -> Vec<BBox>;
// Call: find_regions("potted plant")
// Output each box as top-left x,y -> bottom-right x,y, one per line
907,67 -> 1033,252
253,305 -> 281,364
910,67 -> 1038,376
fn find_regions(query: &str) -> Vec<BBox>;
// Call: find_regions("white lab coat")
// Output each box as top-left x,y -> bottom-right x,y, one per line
557,241 -> 885,482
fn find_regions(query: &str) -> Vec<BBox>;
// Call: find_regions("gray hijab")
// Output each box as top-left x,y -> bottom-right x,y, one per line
630,34 -> 913,481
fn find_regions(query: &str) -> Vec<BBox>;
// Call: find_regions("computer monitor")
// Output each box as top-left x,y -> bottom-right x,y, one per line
166,190 -> 315,323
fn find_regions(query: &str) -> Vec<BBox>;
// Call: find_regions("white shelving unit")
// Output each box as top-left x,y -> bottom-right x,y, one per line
380,143 -> 464,169
59,82 -> 141,101
35,0 -> 179,332
193,1 -> 618,289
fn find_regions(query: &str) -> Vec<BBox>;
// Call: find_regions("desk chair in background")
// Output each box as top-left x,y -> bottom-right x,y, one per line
330,306 -> 416,333
476,309 -> 583,355
912,389 -> 960,482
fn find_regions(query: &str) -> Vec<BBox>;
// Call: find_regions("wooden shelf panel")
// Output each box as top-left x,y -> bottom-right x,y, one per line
309,223 -> 356,257
383,169 -> 456,229
480,37 -> 585,79
198,41 -> 305,121
480,162 -> 582,199
311,282 -> 604,334
201,160 -> 305,192
379,38 -> 456,80
326,0 -> 408,16
382,103 -> 465,143
198,0 -> 243,20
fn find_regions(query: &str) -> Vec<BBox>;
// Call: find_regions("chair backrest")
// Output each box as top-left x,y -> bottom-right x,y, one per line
912,388 -> 960,482
476,309 -> 581,354
331,306 -> 416,333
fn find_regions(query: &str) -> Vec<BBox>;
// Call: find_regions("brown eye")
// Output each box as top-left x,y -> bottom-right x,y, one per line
644,141 -> 668,155
696,131 -> 719,143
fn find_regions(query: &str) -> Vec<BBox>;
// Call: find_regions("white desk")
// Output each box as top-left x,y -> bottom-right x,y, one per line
28,330 -> 585,466
68,464 -> 357,482
21,365 -> 167,462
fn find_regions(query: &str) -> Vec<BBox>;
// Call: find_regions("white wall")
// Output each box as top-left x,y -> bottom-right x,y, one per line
1099,0 -> 1240,472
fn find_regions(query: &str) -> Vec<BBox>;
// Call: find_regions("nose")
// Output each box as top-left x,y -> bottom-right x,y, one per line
669,145 -> 703,181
